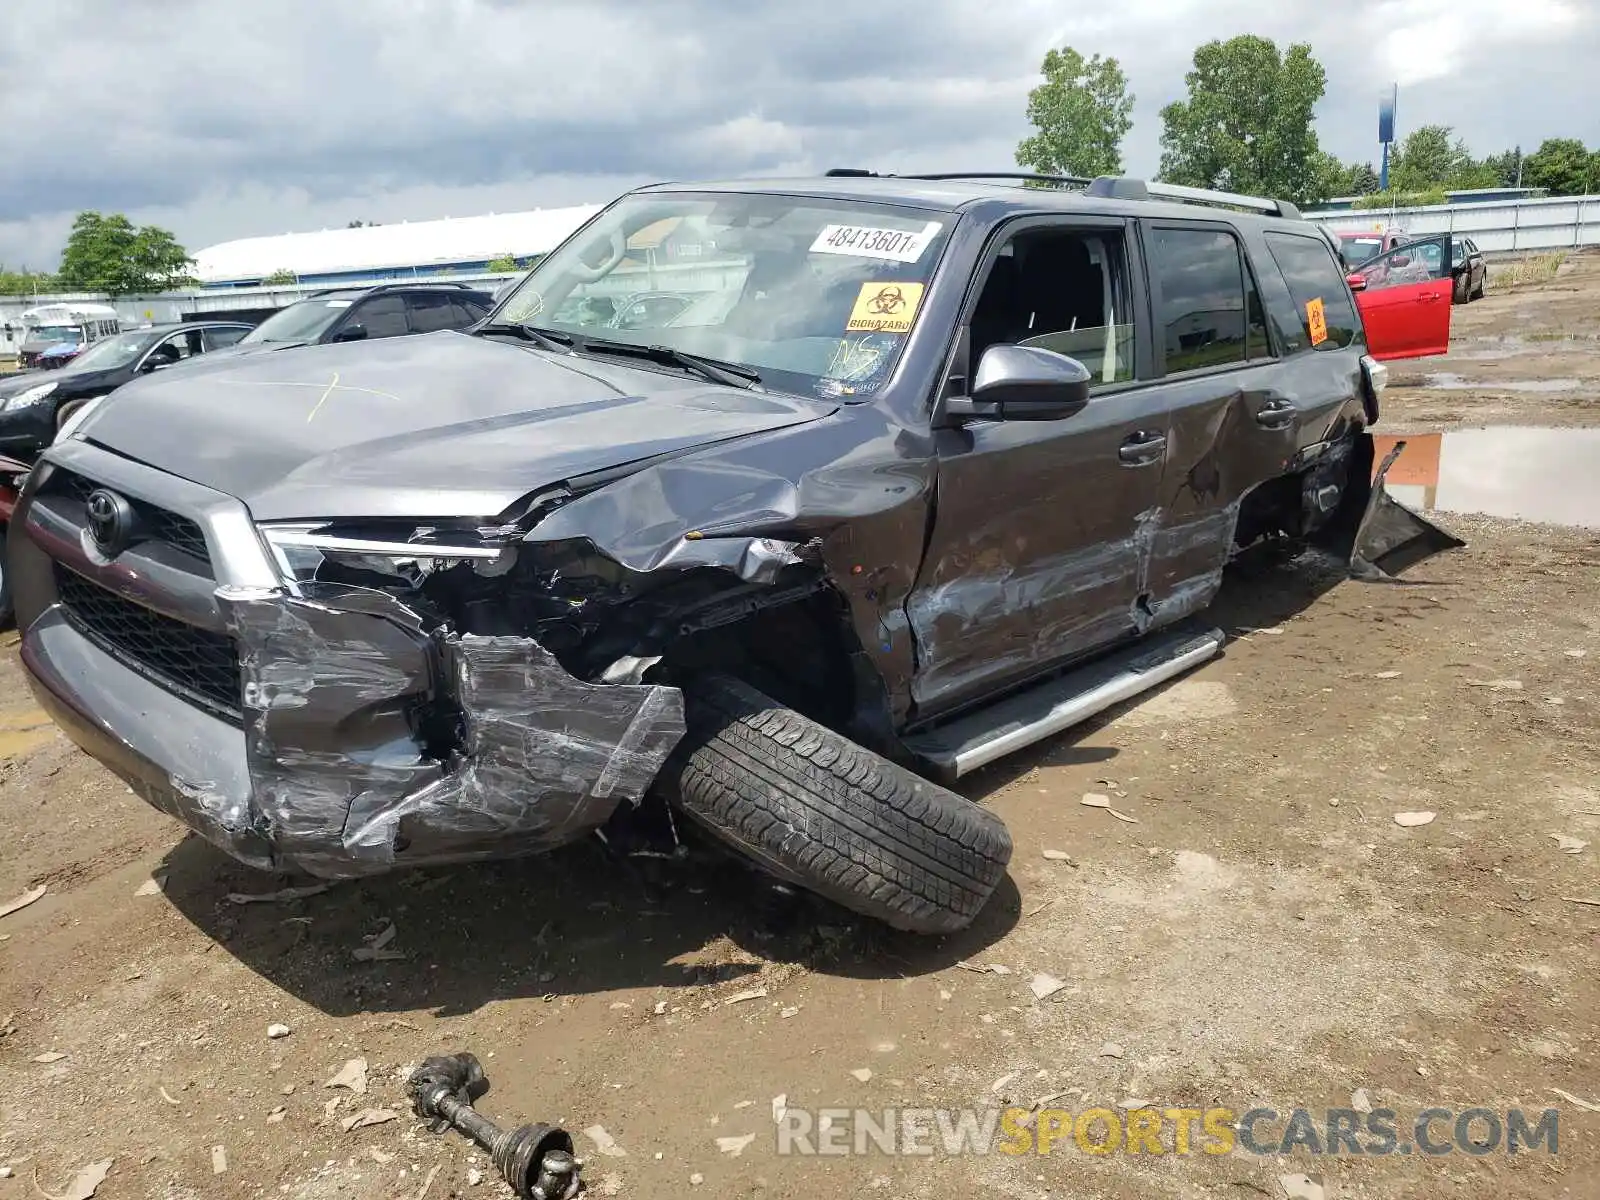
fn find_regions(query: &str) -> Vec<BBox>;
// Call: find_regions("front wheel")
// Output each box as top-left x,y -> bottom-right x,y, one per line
663,675 -> 1013,934
1452,273 -> 1470,304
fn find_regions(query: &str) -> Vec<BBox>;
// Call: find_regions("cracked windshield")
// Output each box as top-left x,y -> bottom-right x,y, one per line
496,194 -> 950,398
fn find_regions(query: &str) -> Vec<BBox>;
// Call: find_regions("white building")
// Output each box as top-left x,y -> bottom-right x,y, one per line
193,205 -> 602,289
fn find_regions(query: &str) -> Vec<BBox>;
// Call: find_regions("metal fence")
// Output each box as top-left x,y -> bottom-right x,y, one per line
1306,194 -> 1600,255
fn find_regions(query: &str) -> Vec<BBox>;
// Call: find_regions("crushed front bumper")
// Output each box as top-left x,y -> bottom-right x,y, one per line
12,442 -> 685,879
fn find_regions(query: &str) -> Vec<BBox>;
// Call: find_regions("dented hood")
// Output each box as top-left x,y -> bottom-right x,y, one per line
78,331 -> 836,522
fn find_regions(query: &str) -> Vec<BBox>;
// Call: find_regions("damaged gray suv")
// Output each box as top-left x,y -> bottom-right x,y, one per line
9,172 -> 1460,934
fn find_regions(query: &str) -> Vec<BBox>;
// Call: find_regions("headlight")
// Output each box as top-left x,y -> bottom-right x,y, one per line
260,523 -> 518,589
2,381 -> 57,412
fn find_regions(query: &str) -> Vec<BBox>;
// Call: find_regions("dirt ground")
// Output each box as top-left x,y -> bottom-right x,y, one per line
2,260 -> 1598,1200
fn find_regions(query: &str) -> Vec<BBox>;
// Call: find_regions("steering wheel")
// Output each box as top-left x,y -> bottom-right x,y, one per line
566,226 -> 627,283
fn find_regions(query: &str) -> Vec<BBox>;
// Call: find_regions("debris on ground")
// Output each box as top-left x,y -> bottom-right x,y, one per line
779,1006 -> 800,1019
1099,1042 -> 1125,1059
715,1133 -> 756,1156
266,1023 -> 292,1039
584,1125 -> 626,1157
326,1057 -> 368,1093
210,1145 -> 227,1175
1029,973 -> 1067,1000
32,1051 -> 67,1063
352,922 -> 406,962
1393,811 -> 1437,827
1280,1173 -> 1326,1200
1374,671 -> 1403,679
1081,793 -> 1138,823
158,1087 -> 179,1106
1552,835 -> 1589,854
340,1107 -> 399,1132
466,1167 -> 484,1186
1551,1088 -> 1600,1113
133,876 -> 165,897
1351,1088 -> 1373,1114
34,1158 -> 111,1200
850,1068 -> 873,1082
1467,678 -> 1523,691
771,1094 -> 787,1123
722,987 -> 767,1006
0,885 -> 46,920
225,883 -> 332,905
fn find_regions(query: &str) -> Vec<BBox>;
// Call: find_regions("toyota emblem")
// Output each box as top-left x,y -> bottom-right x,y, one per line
85,489 -> 137,557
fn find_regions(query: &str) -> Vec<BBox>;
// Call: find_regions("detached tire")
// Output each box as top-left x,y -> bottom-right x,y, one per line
667,675 -> 1012,934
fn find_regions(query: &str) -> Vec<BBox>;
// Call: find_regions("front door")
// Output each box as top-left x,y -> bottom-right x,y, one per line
1352,234 -> 1454,359
907,217 -> 1164,717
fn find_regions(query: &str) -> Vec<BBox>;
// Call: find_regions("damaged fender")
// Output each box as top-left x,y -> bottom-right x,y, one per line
216,583 -> 685,879
1335,436 -> 1466,580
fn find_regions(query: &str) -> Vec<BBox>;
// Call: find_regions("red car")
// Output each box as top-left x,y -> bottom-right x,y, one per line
1335,228 -> 1408,269
1328,228 -> 1456,361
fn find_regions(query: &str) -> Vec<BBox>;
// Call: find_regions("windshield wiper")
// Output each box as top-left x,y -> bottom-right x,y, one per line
574,337 -> 762,390
475,322 -> 574,354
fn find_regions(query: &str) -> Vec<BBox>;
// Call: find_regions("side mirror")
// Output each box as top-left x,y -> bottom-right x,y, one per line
944,344 -> 1092,423
331,324 -> 367,343
1346,273 -> 1367,293
141,357 -> 174,373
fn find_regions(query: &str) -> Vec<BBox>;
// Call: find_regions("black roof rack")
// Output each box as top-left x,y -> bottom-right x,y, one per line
305,280 -> 481,299
822,168 -> 1301,219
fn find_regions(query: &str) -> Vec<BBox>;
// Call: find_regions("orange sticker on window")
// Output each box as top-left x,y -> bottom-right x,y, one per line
846,282 -> 926,334
1305,296 -> 1329,346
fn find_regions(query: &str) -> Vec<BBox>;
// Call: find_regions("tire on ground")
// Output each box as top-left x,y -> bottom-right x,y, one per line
664,674 -> 1013,934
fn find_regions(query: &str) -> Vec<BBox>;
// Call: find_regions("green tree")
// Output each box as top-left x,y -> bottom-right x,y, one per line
56,211 -> 196,294
1523,138 -> 1595,196
1388,125 -> 1491,191
485,253 -> 519,272
1311,153 -> 1380,199
1478,148 -> 1523,189
1015,46 -> 1134,179
0,266 -> 56,296
261,268 -> 298,285
1158,36 -> 1328,204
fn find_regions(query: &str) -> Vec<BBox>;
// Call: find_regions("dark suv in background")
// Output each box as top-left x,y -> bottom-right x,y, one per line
179,282 -> 494,368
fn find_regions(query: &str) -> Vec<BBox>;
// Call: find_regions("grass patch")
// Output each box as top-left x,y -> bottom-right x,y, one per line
1488,252 -> 1567,291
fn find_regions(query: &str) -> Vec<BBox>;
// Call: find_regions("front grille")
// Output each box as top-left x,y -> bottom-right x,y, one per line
55,567 -> 242,722
47,469 -> 211,567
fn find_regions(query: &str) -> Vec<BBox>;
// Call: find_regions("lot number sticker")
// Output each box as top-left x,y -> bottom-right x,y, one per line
811,221 -> 943,263
846,282 -> 926,334
1305,297 -> 1329,345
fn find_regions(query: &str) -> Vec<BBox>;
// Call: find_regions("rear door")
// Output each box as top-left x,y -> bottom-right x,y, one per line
1351,234 -> 1454,359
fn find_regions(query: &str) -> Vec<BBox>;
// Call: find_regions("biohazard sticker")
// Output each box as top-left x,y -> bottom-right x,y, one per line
1306,296 -> 1329,345
846,282 -> 926,334
810,221 -> 943,263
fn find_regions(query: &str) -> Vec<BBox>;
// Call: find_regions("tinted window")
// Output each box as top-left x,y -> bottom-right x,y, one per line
969,226 -> 1137,391
1262,234 -> 1360,354
349,295 -> 409,339
203,326 -> 248,351
406,293 -> 461,334
452,298 -> 489,325
1149,227 -> 1260,373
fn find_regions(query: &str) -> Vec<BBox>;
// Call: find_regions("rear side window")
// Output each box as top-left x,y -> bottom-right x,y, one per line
453,298 -> 489,325
406,293 -> 461,334
203,326 -> 247,351
1262,233 -> 1360,354
1148,226 -> 1269,374
350,295 -> 409,339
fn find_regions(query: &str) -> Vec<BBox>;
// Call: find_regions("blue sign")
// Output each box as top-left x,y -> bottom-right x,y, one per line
1378,84 -> 1397,145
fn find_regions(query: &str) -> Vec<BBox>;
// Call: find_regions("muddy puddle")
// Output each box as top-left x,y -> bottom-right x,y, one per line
1420,373 -> 1583,392
1374,427 -> 1600,528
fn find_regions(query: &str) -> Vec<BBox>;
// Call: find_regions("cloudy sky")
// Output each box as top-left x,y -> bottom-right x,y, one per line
1,0 -> 1594,269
